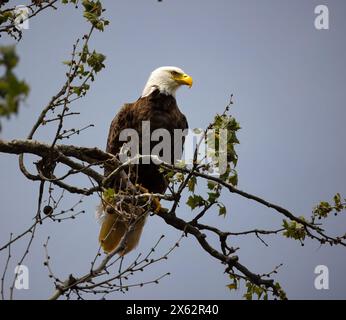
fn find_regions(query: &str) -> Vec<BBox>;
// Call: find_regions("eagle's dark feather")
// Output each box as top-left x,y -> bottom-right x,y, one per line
106,89 -> 188,193
99,89 -> 188,254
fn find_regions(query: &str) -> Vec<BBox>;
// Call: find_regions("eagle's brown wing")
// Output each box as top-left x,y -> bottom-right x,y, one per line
105,91 -> 188,193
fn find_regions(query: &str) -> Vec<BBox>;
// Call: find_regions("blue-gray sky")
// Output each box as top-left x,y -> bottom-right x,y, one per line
1,0 -> 346,299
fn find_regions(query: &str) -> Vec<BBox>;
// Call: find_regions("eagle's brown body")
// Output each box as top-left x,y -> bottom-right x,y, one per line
106,89 -> 188,193
99,89 -> 188,254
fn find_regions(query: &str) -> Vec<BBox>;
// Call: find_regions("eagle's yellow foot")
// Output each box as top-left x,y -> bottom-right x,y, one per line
153,197 -> 162,213
135,184 -> 162,214
136,184 -> 149,194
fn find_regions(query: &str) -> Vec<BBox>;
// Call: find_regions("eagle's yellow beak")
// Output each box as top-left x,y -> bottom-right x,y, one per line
174,73 -> 193,88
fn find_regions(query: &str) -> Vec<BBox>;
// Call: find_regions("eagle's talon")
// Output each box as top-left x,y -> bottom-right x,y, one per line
153,198 -> 162,214
136,184 -> 162,214
135,184 -> 149,193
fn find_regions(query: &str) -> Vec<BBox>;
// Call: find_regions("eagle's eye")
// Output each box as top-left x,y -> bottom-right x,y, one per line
170,70 -> 180,77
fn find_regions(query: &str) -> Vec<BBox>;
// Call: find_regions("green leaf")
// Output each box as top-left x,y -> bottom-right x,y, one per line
87,51 -> 106,72
188,176 -> 197,192
0,46 -> 29,130
218,205 -> 227,217
207,191 -> 219,203
186,195 -> 205,210
0,11 -> 13,25
176,172 -> 184,182
282,219 -> 306,241
227,283 -> 237,290
62,60 -> 72,66
228,172 -> 238,186
82,0 -> 107,31
80,44 -> 89,63
244,292 -> 253,300
103,188 -> 115,203
207,180 -> 217,190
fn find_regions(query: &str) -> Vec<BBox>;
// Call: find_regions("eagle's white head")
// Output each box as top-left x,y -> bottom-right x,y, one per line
142,66 -> 193,97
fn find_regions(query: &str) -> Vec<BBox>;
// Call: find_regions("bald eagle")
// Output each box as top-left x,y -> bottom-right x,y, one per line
98,66 -> 193,254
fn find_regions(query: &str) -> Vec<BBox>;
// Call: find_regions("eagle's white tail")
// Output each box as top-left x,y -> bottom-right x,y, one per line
97,203 -> 148,255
